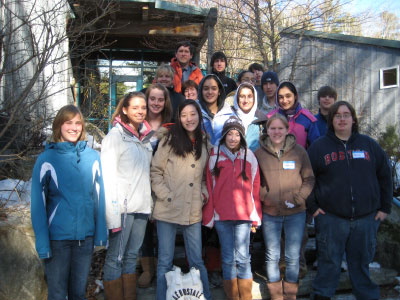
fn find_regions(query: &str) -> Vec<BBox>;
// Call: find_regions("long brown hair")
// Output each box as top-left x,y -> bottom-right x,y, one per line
112,92 -> 146,124
145,83 -> 172,124
52,105 -> 86,142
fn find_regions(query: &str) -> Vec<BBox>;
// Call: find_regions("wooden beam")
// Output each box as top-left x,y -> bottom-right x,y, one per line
105,21 -> 204,37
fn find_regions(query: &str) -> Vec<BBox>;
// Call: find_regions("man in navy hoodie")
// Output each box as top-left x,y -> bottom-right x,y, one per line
307,101 -> 392,300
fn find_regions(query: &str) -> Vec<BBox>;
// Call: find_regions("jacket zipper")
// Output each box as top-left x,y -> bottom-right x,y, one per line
343,142 -> 355,219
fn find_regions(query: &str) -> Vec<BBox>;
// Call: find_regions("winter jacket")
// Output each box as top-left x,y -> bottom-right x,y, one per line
267,103 -> 320,148
203,146 -> 262,228
231,83 -> 264,151
255,134 -> 315,216
31,141 -> 107,259
101,122 -> 153,229
314,110 -> 328,136
258,95 -> 276,115
255,85 -> 264,109
151,129 -> 209,225
198,74 -> 233,146
212,69 -> 237,96
307,130 -> 392,219
171,57 -> 203,93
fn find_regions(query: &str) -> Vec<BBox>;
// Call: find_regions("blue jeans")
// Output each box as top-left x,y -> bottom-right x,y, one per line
44,236 -> 93,300
313,212 -> 380,299
156,220 -> 212,300
215,220 -> 252,280
262,211 -> 306,283
103,213 -> 148,281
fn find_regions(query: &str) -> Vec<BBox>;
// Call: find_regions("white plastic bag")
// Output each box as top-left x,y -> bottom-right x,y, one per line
165,266 -> 205,300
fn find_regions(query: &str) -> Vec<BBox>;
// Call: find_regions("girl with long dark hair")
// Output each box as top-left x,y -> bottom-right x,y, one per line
150,100 -> 211,300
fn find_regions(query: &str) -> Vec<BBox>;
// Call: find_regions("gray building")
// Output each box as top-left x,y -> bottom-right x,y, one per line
279,29 -> 400,134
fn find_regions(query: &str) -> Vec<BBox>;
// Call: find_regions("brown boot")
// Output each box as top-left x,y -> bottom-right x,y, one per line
237,278 -> 253,300
223,279 -> 240,300
267,281 -> 283,300
283,281 -> 298,300
103,277 -> 123,300
137,257 -> 155,287
122,273 -> 137,300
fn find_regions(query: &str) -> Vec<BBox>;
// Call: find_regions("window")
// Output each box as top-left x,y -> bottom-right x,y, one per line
380,66 -> 399,89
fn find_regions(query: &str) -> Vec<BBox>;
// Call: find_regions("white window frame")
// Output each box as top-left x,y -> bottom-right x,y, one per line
380,65 -> 399,89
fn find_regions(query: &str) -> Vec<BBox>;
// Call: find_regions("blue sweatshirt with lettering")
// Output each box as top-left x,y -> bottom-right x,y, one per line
307,130 -> 392,219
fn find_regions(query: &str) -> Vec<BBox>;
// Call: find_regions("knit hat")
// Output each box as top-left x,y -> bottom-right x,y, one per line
221,116 -> 245,140
261,71 -> 279,86
214,116 -> 249,180
210,51 -> 228,67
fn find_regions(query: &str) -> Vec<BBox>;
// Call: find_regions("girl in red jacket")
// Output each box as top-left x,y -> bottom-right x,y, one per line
203,116 -> 262,300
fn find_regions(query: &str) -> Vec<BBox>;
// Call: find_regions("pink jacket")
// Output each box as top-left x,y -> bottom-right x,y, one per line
267,105 -> 320,149
202,146 -> 262,228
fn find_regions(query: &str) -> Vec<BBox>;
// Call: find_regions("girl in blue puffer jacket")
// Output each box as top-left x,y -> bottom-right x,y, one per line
31,105 -> 107,300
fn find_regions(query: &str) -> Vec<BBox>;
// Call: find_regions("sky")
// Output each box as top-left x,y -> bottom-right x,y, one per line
342,0 -> 400,37
345,0 -> 400,17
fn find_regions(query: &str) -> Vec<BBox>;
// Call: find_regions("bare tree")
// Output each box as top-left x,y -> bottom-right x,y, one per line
375,11 -> 400,40
0,0 -> 117,179
181,0 -> 364,76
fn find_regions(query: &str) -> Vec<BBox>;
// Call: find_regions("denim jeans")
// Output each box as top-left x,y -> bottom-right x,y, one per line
156,220 -> 212,300
313,212 -> 380,300
215,220 -> 252,280
44,236 -> 93,300
103,213 -> 148,281
262,211 -> 306,283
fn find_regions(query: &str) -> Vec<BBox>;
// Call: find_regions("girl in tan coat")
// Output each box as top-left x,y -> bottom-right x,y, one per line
150,100 -> 211,300
255,114 -> 314,300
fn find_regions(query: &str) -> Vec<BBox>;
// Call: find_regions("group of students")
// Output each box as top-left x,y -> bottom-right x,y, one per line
30,42 -> 392,300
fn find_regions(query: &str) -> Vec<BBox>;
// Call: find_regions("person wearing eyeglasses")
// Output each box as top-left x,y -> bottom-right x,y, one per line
225,71 -> 256,107
307,101 -> 392,300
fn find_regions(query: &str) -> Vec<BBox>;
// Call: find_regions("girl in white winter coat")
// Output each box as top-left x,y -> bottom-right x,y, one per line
101,92 -> 153,300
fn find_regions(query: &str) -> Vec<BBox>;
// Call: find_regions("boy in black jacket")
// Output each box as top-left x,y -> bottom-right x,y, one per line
307,101 -> 392,300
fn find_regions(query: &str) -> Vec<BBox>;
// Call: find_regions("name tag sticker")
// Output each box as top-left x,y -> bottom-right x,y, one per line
283,161 -> 296,169
352,151 -> 365,159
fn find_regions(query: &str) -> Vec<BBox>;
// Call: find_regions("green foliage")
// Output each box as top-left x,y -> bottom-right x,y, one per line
378,125 -> 400,160
378,125 -> 400,196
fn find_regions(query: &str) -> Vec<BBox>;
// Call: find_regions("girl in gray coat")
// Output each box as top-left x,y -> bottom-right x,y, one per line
101,92 -> 153,300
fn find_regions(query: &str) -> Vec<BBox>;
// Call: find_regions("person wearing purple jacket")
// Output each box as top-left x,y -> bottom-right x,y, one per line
267,81 -> 320,149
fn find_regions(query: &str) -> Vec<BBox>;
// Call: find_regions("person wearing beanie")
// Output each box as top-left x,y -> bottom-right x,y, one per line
267,81 -> 320,149
210,51 -> 237,96
315,85 -> 337,135
255,113 -> 314,300
259,71 -> 280,114
203,116 -> 262,300
231,82 -> 265,151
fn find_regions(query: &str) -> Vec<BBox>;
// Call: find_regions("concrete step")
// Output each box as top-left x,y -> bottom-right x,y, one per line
95,267 -> 398,300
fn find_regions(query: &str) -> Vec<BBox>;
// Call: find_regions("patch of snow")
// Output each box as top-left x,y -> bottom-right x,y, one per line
369,261 -> 381,269
87,134 -> 101,151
